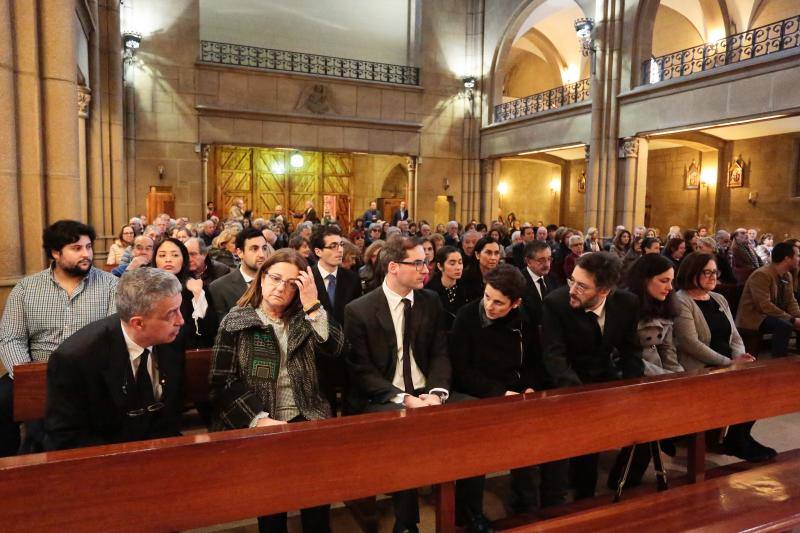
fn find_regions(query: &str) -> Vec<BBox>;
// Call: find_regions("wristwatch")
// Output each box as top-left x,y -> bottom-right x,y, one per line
430,391 -> 447,405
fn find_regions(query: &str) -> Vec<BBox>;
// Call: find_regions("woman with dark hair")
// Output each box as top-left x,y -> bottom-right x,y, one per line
289,234 -> 315,265
424,245 -> 466,329
463,236 -> 501,302
107,225 -> 135,265
622,236 -> 644,272
611,229 -> 631,260
608,254 -> 684,490
683,229 -> 699,253
662,237 -> 686,268
420,236 -> 436,284
153,237 -> 218,348
359,239 -> 385,292
209,249 -> 345,532
673,252 -> 776,462
349,218 -> 365,243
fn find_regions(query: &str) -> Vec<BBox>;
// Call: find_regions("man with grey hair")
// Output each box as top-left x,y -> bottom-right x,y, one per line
714,229 -> 736,284
444,220 -> 460,247
128,216 -> 143,236
186,237 -> 229,287
44,268 -> 186,451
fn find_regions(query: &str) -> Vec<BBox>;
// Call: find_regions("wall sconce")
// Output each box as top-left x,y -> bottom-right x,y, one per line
497,181 -> 509,195
549,178 -> 561,193
289,151 -> 304,168
122,31 -> 142,65
442,177 -> 450,191
157,164 -> 165,180
574,18 -> 597,74
462,76 -> 477,100
700,170 -> 716,187
748,191 -> 758,205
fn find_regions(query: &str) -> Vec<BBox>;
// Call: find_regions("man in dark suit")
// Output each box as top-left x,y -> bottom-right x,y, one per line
311,224 -> 362,412
209,228 -> 269,319
44,268 -> 186,451
186,237 -> 230,288
520,240 -> 560,328
391,200 -> 409,226
303,200 -> 319,224
509,225 -> 536,269
362,200 -> 380,225
541,251 -> 643,500
346,236 -> 480,533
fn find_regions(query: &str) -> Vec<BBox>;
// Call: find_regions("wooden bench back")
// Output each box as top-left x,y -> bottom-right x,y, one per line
1,357 -> 799,532
13,349 -> 213,422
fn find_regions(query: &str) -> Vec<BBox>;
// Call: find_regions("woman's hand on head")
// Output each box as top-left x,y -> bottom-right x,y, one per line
295,267 -> 319,308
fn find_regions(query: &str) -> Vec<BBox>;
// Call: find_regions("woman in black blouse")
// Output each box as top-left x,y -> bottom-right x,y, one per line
424,245 -> 467,330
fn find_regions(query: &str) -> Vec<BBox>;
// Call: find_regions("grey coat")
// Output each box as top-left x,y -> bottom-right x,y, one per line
673,290 -> 745,371
637,317 -> 683,376
209,304 -> 345,430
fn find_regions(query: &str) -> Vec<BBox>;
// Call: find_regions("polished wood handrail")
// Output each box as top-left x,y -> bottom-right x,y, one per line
2,357 -> 799,532
13,349 -> 213,422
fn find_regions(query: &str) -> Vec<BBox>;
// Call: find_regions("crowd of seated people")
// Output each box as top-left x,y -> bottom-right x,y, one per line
0,204 -> 797,533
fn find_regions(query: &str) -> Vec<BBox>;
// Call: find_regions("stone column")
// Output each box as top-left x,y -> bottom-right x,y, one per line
13,0 -> 46,273
406,156 -> 417,219
479,158 -> 494,224
616,136 -> 648,230
40,0 -> 81,221
202,145 -> 210,210
105,0 -> 126,232
78,86 -> 92,223
0,0 -> 24,294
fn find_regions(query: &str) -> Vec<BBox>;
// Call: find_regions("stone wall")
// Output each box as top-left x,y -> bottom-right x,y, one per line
716,132 -> 800,238
563,159 -> 587,229
498,158 -> 561,225
645,146 -> 709,234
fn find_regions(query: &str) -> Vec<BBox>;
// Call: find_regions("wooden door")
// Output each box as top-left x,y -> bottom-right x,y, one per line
253,149 -> 289,219
216,146 -> 253,216
322,153 -> 352,230
146,186 -> 175,221
381,198 -> 404,222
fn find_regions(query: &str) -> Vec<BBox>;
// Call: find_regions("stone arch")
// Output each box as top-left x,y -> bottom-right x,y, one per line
380,163 -> 407,198
749,0 -> 798,29
630,0 -> 732,87
488,0 -> 589,120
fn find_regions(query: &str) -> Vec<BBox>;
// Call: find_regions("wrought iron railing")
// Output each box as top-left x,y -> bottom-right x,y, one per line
494,78 -> 590,123
644,14 -> 800,84
199,40 -> 420,86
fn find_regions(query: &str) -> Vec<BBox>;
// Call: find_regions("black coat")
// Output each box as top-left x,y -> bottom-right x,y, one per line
424,276 -> 469,331
344,287 -> 451,413
44,315 -> 184,450
450,300 -> 544,397
209,268 -> 248,320
391,208 -> 409,225
520,268 -> 561,326
312,265 -> 363,327
541,286 -> 643,388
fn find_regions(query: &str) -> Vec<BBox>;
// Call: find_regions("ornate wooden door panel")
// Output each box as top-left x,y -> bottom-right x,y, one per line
253,149 -> 289,218
215,146 -> 253,215
322,153 -> 353,230
288,151 -> 321,215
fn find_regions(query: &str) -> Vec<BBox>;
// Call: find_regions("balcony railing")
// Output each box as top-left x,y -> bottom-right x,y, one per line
494,78 -> 590,123
200,40 -> 420,86
644,14 -> 800,84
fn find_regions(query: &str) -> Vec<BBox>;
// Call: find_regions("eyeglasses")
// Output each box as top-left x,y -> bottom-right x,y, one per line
127,402 -> 165,417
322,242 -> 345,250
567,276 -> 594,294
701,269 -> 720,278
397,259 -> 431,272
265,272 -> 299,289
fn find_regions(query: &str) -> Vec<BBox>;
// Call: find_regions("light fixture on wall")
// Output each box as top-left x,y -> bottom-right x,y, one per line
122,31 -> 142,65
574,18 -> 597,74
549,178 -> 561,194
462,76 -> 477,100
497,181 -> 509,195
157,164 -> 165,180
289,151 -> 304,168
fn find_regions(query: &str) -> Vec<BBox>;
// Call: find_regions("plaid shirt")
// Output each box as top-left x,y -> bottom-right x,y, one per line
0,267 -> 118,377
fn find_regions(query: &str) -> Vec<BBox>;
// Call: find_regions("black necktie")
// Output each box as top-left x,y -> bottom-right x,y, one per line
537,278 -> 548,297
401,298 -> 415,394
136,348 -> 155,404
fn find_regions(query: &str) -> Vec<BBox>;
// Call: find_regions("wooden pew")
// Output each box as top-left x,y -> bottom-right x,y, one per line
13,348 -> 213,423
1,357 -> 799,532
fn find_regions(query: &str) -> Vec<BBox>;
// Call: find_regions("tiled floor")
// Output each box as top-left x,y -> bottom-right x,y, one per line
189,411 -> 800,533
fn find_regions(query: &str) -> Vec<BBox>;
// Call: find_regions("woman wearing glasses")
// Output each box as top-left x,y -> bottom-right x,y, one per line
209,248 -> 345,532
107,225 -> 136,265
673,252 -> 776,462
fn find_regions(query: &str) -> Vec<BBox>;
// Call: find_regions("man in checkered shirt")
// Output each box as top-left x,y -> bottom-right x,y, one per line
0,220 -> 118,455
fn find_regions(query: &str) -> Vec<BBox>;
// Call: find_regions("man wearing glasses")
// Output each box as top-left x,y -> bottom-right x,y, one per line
345,236 -> 458,533
310,225 -> 362,412
540,251 -> 643,500
44,268 -> 185,451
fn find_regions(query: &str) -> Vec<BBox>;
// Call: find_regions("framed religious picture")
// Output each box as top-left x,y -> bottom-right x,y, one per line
685,160 -> 700,190
728,155 -> 744,188
578,170 -> 586,193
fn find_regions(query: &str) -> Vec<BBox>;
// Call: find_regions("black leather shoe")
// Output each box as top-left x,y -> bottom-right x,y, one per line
746,436 -> 778,460
457,510 -> 495,533
723,439 -> 773,463
392,521 -> 419,533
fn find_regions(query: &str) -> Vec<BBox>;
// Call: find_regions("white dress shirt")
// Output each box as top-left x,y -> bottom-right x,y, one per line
120,322 -> 161,400
316,263 -> 338,292
527,268 -> 545,300
586,297 -> 608,334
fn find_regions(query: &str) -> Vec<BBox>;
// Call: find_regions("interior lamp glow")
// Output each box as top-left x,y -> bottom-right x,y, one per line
289,151 -> 304,168
271,161 -> 286,175
549,178 -> 561,192
700,168 -> 716,186
497,182 -> 509,195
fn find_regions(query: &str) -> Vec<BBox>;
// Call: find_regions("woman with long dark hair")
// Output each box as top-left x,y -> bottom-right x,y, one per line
424,245 -> 467,330
153,237 -> 218,348
662,237 -> 686,268
608,254 -> 683,491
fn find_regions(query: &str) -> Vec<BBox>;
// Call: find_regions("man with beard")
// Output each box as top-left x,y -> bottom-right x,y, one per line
541,251 -> 643,500
0,220 -> 118,456
209,227 -> 270,320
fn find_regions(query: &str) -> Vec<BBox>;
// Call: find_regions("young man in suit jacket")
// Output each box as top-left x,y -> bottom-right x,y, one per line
345,236 -> 482,533
391,201 -> 409,226
311,224 -> 362,413
208,228 -> 270,320
44,268 -> 186,451
541,251 -> 643,500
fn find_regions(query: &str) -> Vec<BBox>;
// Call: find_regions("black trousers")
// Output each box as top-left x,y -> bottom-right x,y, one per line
0,375 -> 20,456
257,415 -> 330,533
364,391 -> 479,527
570,453 -> 600,500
